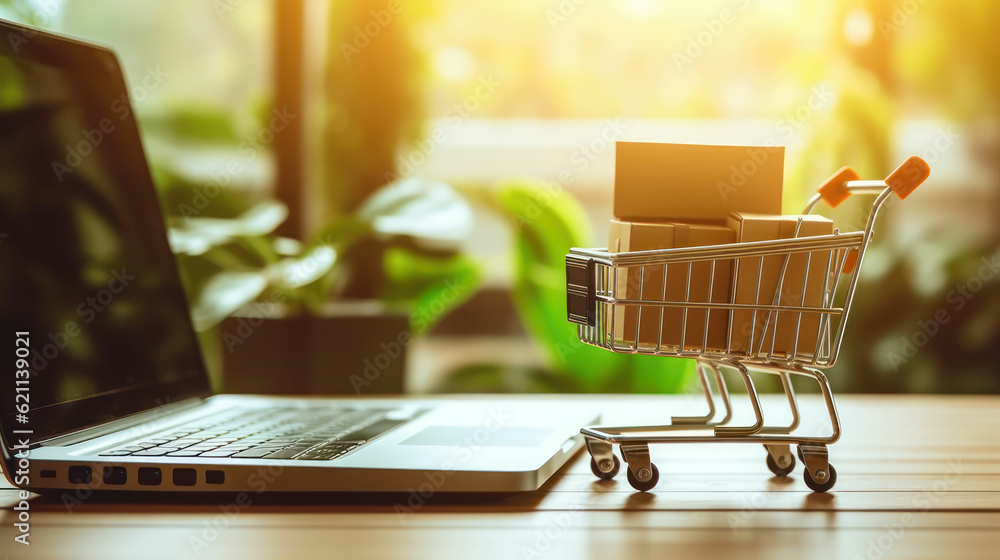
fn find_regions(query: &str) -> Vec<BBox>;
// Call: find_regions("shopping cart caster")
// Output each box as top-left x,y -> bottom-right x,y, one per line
626,463 -> 659,492
590,455 -> 620,480
764,445 -> 796,477
804,464 -> 837,493
799,443 -> 837,492
620,444 -> 658,492
585,438 -> 620,480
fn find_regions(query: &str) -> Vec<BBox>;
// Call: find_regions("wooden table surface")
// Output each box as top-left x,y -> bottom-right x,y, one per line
2,394 -> 999,559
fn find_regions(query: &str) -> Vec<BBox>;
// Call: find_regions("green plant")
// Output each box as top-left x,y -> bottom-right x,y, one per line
120,88 -> 479,334
438,180 -> 694,394
166,177 -> 479,333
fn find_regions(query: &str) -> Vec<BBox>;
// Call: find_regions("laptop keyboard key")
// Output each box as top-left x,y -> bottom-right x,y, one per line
231,449 -> 276,459
264,448 -> 305,460
295,444 -> 354,460
295,450 -> 339,460
166,450 -> 203,457
199,451 -> 238,458
96,406 -> 415,462
132,449 -> 170,456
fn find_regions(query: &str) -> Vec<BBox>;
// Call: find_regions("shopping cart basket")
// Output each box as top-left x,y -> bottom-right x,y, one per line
566,156 -> 930,492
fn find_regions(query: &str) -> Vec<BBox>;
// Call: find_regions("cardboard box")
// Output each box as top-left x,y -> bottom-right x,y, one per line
614,142 -> 784,222
609,219 -> 735,351
726,213 -> 834,358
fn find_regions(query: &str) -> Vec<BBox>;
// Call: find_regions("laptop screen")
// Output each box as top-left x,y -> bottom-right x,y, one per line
0,20 -> 210,452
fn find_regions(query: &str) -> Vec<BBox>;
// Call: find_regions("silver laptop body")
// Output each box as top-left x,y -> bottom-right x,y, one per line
0,18 -> 594,495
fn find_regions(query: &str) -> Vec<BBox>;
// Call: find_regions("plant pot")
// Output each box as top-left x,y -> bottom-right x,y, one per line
219,301 -> 409,395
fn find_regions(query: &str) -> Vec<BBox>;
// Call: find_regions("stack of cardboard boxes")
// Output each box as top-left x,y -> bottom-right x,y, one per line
609,142 -> 832,358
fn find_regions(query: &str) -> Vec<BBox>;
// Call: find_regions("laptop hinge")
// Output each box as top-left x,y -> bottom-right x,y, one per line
38,397 -> 207,448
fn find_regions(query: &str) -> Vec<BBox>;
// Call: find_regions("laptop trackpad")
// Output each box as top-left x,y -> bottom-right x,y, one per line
400,426 -> 553,447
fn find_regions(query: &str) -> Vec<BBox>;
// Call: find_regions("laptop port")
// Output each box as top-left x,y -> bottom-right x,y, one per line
103,466 -> 127,485
68,466 -> 92,485
173,468 -> 197,486
138,467 -> 162,486
205,470 -> 225,485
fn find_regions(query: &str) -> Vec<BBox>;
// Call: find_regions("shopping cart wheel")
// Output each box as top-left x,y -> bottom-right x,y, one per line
625,463 -> 659,492
590,455 -> 621,480
765,452 -> 796,477
803,464 -> 838,493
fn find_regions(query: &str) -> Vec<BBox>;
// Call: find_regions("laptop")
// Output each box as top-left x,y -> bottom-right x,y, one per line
0,18 -> 595,494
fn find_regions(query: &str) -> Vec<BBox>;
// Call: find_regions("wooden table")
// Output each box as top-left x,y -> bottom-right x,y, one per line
2,394 -> 999,559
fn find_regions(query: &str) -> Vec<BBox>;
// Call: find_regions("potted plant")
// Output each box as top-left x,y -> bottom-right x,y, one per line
436,180 -> 695,394
164,177 -> 479,395
124,82 -> 478,396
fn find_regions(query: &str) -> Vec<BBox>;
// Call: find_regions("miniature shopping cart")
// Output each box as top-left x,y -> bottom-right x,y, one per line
566,156 -> 930,492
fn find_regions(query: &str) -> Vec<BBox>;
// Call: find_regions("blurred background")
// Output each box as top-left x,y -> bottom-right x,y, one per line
3,0 -> 997,395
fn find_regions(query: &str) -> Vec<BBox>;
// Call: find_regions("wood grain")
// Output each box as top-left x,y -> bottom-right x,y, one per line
1,394 -> 999,559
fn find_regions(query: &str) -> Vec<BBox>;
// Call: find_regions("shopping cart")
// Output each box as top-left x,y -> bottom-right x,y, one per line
565,156 -> 930,492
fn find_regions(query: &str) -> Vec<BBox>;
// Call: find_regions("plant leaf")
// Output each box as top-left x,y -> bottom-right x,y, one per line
381,247 -> 481,334
357,178 -> 473,249
268,245 -> 338,290
168,200 -> 289,256
139,104 -> 241,145
490,180 -> 693,393
190,271 -> 269,331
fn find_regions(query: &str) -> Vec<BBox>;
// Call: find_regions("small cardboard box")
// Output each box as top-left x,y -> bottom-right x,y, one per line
614,142 -> 784,222
609,219 -> 735,351
726,212 -> 834,358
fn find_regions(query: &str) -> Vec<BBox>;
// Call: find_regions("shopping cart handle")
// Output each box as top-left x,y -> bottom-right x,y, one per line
816,156 -> 930,208
816,167 -> 860,208
885,156 -> 931,200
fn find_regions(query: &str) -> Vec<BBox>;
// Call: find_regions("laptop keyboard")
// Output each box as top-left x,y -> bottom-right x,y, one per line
98,406 -> 408,461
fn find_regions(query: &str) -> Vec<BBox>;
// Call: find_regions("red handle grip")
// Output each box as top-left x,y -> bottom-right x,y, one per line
816,166 -> 860,208
885,156 -> 930,200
